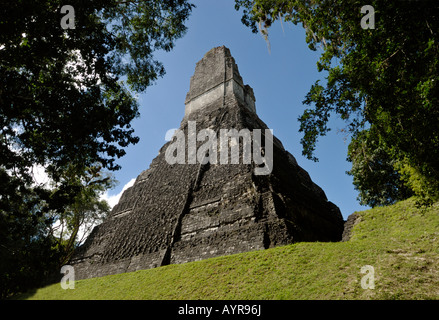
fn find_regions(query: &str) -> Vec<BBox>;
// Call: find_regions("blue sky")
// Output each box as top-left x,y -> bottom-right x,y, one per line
103,0 -> 370,220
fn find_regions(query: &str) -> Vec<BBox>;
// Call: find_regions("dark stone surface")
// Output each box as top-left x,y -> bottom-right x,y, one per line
342,213 -> 360,241
70,46 -> 344,280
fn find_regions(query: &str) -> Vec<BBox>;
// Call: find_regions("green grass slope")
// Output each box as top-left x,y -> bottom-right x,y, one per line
22,198 -> 439,300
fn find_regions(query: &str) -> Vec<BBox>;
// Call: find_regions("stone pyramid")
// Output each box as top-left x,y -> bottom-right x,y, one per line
71,46 -> 344,280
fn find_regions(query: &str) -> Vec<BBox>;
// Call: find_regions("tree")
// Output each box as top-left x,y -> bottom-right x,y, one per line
0,170 -> 61,299
0,0 -> 194,298
48,165 -> 115,266
235,0 -> 439,205
347,128 -> 413,207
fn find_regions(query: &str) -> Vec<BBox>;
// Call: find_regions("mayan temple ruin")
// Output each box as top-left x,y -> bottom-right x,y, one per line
70,46 -> 345,280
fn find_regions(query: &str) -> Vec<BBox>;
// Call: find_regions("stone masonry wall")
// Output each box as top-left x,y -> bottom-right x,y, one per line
70,46 -> 344,280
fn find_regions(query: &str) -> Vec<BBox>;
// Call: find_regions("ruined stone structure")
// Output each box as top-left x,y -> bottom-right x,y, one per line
342,213 -> 360,241
70,46 -> 344,280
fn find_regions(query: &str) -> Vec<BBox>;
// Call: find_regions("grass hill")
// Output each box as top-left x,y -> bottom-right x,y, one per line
20,198 -> 439,300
